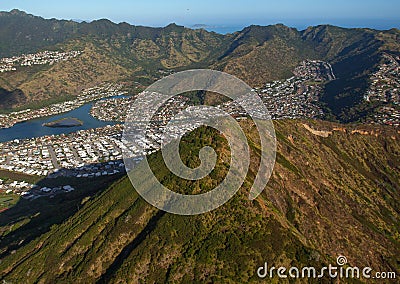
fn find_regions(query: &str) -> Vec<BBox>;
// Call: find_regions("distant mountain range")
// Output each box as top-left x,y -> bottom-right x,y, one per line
0,10 -> 399,283
0,9 -> 399,122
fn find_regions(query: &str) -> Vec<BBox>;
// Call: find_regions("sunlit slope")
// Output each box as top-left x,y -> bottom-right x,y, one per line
1,10 -> 400,123
0,119 -> 398,283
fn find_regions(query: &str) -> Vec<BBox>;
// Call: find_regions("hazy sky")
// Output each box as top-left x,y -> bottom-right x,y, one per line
0,0 -> 399,29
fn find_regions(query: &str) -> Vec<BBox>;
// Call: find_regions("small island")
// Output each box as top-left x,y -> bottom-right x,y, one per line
43,117 -> 83,128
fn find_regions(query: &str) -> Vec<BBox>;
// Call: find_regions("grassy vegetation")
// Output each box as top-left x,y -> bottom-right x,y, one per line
0,170 -> 42,184
275,152 -> 302,177
1,12 -> 400,281
0,120 -> 398,283
2,11 -> 399,123
0,174 -> 124,260
0,194 -> 19,211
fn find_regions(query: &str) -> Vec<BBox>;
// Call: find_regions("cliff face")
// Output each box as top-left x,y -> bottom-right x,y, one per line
0,119 -> 398,283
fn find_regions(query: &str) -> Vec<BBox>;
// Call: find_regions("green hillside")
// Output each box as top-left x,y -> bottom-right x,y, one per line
0,120 -> 398,283
1,10 -> 400,122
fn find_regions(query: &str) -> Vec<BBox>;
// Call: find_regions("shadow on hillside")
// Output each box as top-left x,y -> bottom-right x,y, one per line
0,162 -> 126,259
96,211 -> 166,284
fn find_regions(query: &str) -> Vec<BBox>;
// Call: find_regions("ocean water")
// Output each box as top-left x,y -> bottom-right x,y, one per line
203,26 -> 244,34
190,20 -> 399,35
189,24 -> 244,34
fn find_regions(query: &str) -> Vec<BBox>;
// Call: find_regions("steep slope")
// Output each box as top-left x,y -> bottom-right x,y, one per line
302,25 -> 391,122
0,41 -> 132,107
0,9 -> 81,57
1,10 -> 400,123
215,24 -> 320,86
0,88 -> 26,109
214,25 -> 400,122
0,11 -> 232,109
0,120 -> 398,283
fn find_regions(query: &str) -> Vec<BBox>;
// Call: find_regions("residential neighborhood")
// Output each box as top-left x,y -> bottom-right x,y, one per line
0,83 -> 127,128
0,124 -> 128,177
364,53 -> 400,126
0,59 -> 399,200
0,50 -> 82,73
0,178 -> 75,201
91,60 -> 332,124
364,53 -> 400,104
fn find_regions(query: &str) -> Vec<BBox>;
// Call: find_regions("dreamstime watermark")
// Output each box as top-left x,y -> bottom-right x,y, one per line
122,69 -> 276,215
257,255 -> 397,280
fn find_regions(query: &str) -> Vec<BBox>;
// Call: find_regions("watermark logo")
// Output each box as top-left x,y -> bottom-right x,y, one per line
336,255 -> 347,266
122,69 -> 276,215
257,255 -> 397,280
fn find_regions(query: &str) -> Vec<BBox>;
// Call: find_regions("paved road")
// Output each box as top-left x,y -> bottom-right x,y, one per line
47,145 -> 60,169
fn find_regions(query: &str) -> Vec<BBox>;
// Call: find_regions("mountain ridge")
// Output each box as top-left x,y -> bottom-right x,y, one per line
0,119 -> 398,283
0,9 -> 400,123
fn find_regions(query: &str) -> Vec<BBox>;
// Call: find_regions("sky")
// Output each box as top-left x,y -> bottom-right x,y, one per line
0,0 -> 399,31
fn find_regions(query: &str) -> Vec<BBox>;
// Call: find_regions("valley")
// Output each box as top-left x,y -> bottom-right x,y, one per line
0,8 -> 399,283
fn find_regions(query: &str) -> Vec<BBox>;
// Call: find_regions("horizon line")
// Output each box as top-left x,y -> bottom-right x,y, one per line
1,9 -> 399,33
